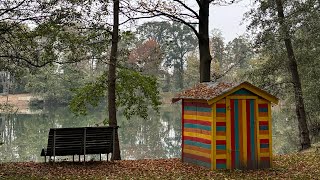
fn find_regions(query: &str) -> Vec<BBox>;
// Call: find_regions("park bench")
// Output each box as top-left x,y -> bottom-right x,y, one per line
40,126 -> 118,162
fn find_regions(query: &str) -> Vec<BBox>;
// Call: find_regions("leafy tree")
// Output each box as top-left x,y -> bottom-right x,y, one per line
246,0 -> 320,149
133,0 -> 236,82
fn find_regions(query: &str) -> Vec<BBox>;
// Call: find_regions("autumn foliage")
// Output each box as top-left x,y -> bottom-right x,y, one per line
1,153 -> 320,179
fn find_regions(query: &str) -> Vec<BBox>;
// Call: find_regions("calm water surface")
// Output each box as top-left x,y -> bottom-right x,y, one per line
0,104 -> 182,162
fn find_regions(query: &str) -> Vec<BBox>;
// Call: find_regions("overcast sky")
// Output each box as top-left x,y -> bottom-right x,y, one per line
209,0 -> 254,42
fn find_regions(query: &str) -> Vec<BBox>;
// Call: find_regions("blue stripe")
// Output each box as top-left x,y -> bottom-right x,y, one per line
184,106 -> 197,111
259,126 -> 268,130
260,144 -> 269,148
216,108 -> 226,113
216,126 -> 226,131
216,163 -> 227,169
184,140 -> 211,149
197,107 -> 212,112
259,107 -> 268,112
184,106 -> 212,112
184,123 -> 211,131
250,100 -> 255,162
232,89 -> 254,95
216,145 -> 226,150
234,100 -> 240,168
184,157 -> 211,168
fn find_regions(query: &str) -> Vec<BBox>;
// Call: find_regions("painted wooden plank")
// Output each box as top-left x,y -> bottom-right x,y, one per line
182,99 -> 185,161
184,153 -> 211,163
235,100 -> 240,168
184,136 -> 211,144
184,124 -> 211,131
216,150 -> 226,154
184,128 -> 211,135
238,99 -> 243,168
184,144 -> 212,154
216,117 -> 226,122
232,88 -> 255,95
184,157 -> 212,168
255,99 -> 260,167
217,108 -> 226,113
242,100 -> 247,167
268,102 -> 273,167
231,99 -> 235,169
184,119 -> 211,126
184,106 -> 212,113
260,152 -> 270,157
184,132 -> 212,141
212,103 -> 216,170
184,102 -> 211,108
216,145 -> 226,150
216,132 -> 226,136
184,115 -> 212,122
184,149 -> 211,159
216,113 -> 226,117
250,100 -> 256,167
216,126 -> 226,131
226,98 -> 231,169
184,140 -> 211,149
216,154 -> 227,159
216,136 -> 227,140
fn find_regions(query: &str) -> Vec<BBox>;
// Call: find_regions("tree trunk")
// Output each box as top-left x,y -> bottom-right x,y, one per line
198,0 -> 212,82
108,0 -> 121,160
275,0 -> 311,150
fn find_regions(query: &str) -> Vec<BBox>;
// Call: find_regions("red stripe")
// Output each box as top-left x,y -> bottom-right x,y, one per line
182,100 -> 185,161
216,140 -> 226,145
184,119 -> 211,126
261,157 -> 270,161
216,104 -> 226,108
216,159 -> 227,164
184,136 -> 211,144
184,153 -> 211,163
258,104 -> 268,108
231,99 -> 235,169
260,139 -> 269,144
259,121 -> 268,126
216,122 -> 226,126
184,102 -> 211,108
246,100 -> 251,163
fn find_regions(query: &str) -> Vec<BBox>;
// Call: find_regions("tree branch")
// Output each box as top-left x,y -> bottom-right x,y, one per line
173,0 -> 200,19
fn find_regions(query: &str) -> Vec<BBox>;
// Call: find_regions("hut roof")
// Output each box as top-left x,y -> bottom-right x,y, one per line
172,81 -> 279,105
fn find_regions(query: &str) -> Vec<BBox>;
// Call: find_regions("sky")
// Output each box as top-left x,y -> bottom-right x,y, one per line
209,0 -> 255,42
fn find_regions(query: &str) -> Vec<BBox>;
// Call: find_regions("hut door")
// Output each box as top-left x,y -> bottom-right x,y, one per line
229,99 -> 257,169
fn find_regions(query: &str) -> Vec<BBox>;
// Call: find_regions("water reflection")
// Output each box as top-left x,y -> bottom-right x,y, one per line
0,104 -> 182,162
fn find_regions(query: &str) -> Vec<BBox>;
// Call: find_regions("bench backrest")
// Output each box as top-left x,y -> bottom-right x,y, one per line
45,126 -> 117,156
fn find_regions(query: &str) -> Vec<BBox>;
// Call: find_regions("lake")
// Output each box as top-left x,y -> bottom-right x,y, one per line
0,104 -> 182,162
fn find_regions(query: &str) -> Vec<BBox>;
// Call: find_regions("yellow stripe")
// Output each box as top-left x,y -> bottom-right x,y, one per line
260,152 -> 270,157
216,117 -> 226,122
242,100 -> 247,166
184,115 -> 212,122
227,95 -> 258,99
184,149 -> 211,158
216,136 -> 226,140
184,132 -> 211,140
259,135 -> 269,139
184,145 -> 211,154
212,103 -> 216,170
184,128 -> 211,135
258,98 -> 269,104
216,154 -> 227,159
258,117 -> 270,121
268,102 -> 273,167
217,99 -> 226,103
255,99 -> 261,166
226,98 -> 231,169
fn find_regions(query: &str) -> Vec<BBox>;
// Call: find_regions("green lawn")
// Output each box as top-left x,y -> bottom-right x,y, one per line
1,152 -> 319,179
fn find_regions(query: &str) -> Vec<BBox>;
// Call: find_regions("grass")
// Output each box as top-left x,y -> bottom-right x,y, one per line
0,152 -> 319,179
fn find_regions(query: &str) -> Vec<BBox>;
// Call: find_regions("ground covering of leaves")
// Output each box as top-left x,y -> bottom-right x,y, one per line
1,153 -> 319,180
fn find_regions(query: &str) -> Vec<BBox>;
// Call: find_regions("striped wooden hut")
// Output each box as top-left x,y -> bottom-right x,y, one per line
172,81 -> 278,170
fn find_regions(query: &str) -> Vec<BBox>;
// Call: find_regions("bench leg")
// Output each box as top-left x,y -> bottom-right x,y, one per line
107,154 -> 108,162
100,154 -> 101,161
73,155 -> 74,162
79,155 -> 80,162
44,156 -> 46,163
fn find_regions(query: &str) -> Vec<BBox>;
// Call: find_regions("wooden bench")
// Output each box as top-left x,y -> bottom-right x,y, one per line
40,126 -> 118,162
